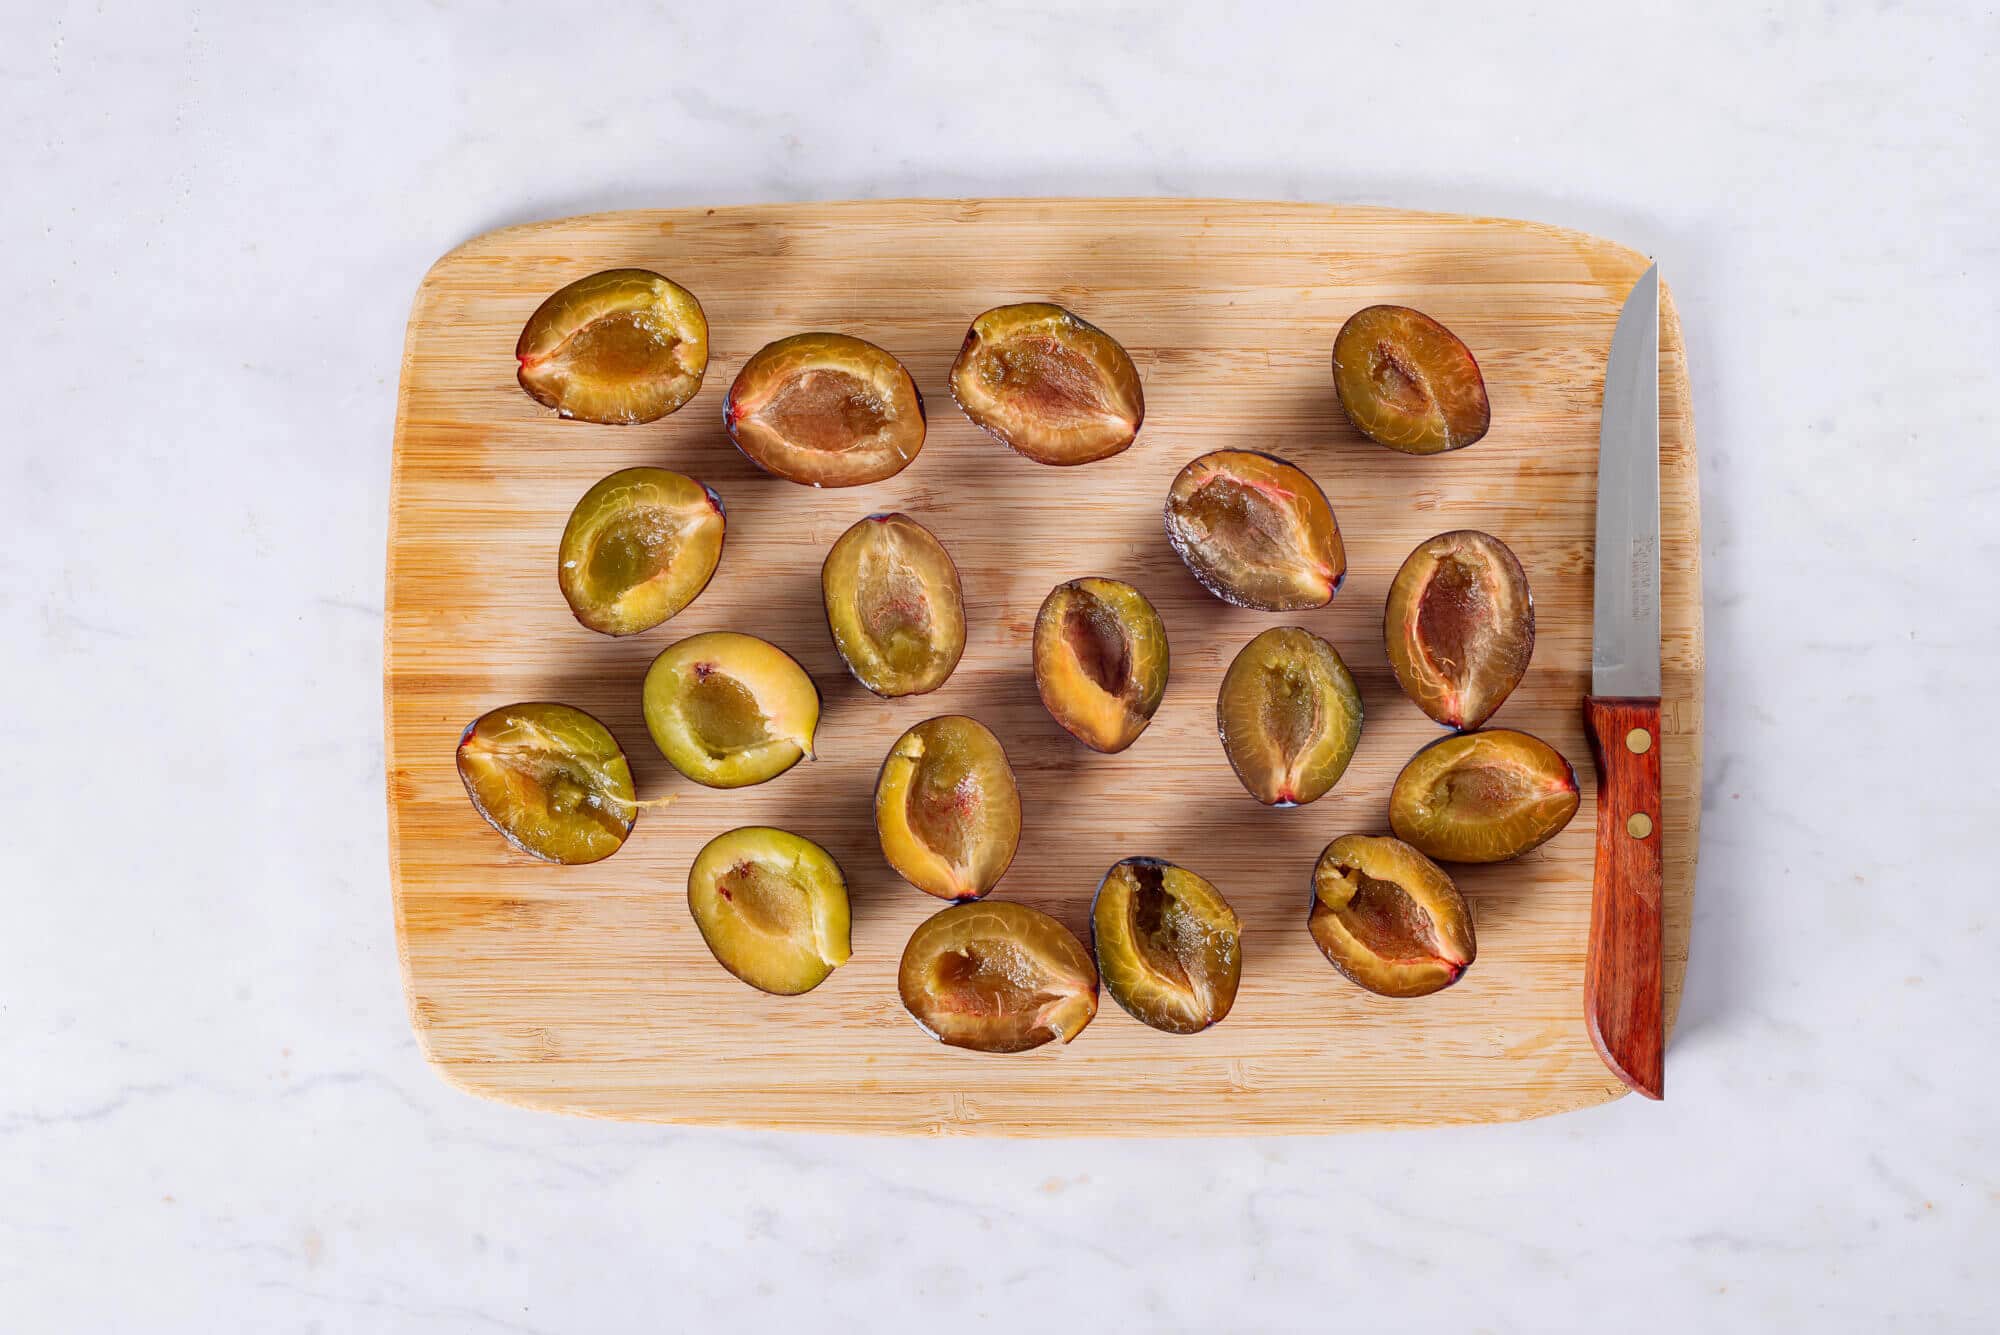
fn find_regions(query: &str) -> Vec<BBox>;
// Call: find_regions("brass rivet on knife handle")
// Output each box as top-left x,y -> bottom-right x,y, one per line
1625,728 -> 1652,754
1626,812 -> 1653,840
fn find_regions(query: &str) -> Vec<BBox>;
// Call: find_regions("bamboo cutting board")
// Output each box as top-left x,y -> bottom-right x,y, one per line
386,199 -> 1699,1135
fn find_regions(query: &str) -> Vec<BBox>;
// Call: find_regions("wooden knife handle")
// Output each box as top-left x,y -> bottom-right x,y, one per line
1582,696 -> 1665,1100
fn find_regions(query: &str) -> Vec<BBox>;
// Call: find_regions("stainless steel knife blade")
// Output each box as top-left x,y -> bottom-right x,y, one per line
1591,265 -> 1661,698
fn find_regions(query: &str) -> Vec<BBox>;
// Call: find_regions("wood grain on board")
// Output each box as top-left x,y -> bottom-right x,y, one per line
386,199 -> 1700,1135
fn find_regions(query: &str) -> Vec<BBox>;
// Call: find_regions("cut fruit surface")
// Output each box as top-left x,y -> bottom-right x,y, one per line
642,632 -> 819,788
1310,834 -> 1474,998
948,303 -> 1144,465
1389,729 -> 1580,862
1385,530 -> 1535,730
688,826 -> 852,995
1091,859 -> 1242,1034
1332,305 -> 1490,454
899,901 -> 1099,1052
516,269 -> 708,424
1032,578 -> 1169,753
1217,627 -> 1364,806
1164,450 -> 1345,610
456,702 -> 638,864
558,467 -> 725,636
725,333 -> 925,486
874,716 -> 1021,900
821,513 -> 965,696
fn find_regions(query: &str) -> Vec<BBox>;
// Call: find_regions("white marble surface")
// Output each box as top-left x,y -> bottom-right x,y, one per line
5,3 -> 1996,1330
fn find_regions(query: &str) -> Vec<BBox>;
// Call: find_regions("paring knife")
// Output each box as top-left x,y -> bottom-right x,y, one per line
1584,264 -> 1665,1101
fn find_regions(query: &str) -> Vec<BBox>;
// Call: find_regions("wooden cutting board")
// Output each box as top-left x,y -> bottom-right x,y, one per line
386,199 -> 1699,1135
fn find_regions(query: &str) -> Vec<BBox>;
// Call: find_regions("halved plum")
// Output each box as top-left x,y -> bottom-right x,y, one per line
874,716 -> 1021,900
899,901 -> 1099,1052
948,303 -> 1144,465
1032,578 -> 1169,753
821,513 -> 965,697
1164,450 -> 1345,610
688,826 -> 851,996
1389,729 -> 1580,862
1092,859 -> 1241,1034
642,632 -> 819,788
516,269 -> 708,424
1332,305 -> 1490,454
558,467 -> 725,636
725,333 -> 925,487
456,703 -> 639,864
1218,627 -> 1363,806
1310,834 -> 1474,998
1385,530 -> 1534,729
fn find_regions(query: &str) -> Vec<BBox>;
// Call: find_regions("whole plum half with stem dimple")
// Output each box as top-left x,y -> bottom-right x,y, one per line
1092,858 -> 1242,1034
688,826 -> 852,996
516,269 -> 708,424
1165,450 -> 1345,610
899,901 -> 1099,1053
1385,530 -> 1534,729
1033,578 -> 1169,753
642,632 -> 820,788
949,303 -> 1144,465
1332,305 -> 1490,454
456,703 -> 640,864
725,333 -> 925,487
821,512 -> 965,697
1218,627 -> 1364,807
1389,729 -> 1580,863
874,716 -> 1021,901
1310,834 -> 1474,998
558,467 -> 725,636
